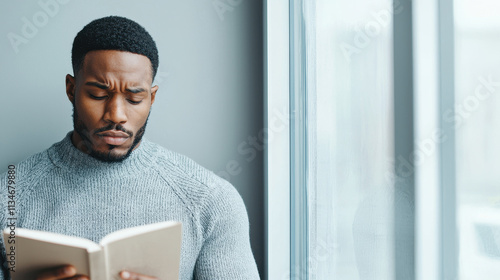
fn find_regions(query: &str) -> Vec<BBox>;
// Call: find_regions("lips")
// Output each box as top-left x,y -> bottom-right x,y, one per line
97,131 -> 130,146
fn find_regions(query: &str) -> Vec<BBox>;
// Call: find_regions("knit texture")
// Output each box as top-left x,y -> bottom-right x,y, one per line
0,132 -> 260,280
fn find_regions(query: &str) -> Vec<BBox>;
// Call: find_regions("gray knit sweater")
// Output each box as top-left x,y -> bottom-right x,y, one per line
0,132 -> 260,279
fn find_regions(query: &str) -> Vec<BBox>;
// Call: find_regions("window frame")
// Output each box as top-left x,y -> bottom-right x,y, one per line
265,1 -> 291,279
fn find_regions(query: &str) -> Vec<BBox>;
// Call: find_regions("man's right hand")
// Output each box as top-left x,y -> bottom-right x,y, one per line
35,265 -> 89,280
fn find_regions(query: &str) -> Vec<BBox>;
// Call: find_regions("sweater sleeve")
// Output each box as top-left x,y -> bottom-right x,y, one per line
193,180 -> 260,280
0,227 -> 8,280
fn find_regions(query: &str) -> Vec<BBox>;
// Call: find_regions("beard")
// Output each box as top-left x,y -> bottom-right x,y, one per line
72,104 -> 149,163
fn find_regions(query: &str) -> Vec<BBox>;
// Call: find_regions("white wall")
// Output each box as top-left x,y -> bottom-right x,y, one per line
0,0 -> 264,276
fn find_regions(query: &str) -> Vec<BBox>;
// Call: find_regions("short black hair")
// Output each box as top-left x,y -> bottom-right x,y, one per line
71,16 -> 159,81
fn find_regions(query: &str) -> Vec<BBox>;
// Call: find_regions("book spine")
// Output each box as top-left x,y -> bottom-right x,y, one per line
103,245 -> 110,280
88,249 -> 106,280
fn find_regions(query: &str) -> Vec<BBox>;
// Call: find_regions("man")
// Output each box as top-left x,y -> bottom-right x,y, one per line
0,16 -> 260,280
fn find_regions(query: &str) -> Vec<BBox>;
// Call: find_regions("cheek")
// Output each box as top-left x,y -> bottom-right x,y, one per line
130,106 -> 151,125
76,100 -> 103,126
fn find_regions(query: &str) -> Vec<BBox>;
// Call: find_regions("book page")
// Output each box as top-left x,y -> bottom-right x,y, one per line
2,228 -> 101,280
101,221 -> 182,280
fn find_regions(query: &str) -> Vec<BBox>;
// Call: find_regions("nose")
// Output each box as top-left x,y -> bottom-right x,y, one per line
103,95 -> 127,125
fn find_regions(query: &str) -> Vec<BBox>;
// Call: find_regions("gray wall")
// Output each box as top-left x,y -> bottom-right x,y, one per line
0,0 -> 264,276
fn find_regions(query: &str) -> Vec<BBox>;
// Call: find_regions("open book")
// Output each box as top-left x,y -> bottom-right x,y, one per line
2,221 -> 182,280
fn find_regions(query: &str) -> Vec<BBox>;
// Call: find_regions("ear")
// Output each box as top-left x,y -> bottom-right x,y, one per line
66,74 -> 76,104
150,85 -> 158,105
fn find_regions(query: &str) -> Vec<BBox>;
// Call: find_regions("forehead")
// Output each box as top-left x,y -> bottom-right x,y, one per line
80,50 -> 152,84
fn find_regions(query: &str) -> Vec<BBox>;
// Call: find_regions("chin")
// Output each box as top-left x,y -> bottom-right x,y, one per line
88,144 -> 133,163
90,150 -> 130,162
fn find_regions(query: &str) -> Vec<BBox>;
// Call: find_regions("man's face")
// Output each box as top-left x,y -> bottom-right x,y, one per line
65,50 -> 158,162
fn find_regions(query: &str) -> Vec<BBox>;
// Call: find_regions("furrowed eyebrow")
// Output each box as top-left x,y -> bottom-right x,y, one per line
84,82 -> 145,93
85,82 -> 109,90
126,88 -> 146,94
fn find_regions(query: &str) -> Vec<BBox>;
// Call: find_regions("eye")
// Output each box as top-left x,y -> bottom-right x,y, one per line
89,94 -> 107,100
127,99 -> 142,105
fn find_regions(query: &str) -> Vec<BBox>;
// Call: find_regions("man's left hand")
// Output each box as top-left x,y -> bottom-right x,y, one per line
119,270 -> 158,280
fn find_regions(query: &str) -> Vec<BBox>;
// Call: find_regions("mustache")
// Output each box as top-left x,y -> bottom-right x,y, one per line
94,123 -> 133,137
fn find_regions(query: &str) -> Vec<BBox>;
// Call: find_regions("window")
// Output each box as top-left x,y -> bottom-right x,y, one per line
266,0 -> 500,279
455,0 -> 500,278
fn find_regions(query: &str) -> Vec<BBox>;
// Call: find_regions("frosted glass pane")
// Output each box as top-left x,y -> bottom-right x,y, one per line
306,0 -> 395,279
455,0 -> 500,279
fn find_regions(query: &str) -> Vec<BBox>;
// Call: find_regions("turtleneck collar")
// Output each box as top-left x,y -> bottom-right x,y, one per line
48,131 -> 159,178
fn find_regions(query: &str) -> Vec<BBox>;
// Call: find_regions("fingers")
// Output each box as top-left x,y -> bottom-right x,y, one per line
64,275 -> 89,280
35,265 -> 77,280
119,270 -> 158,280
